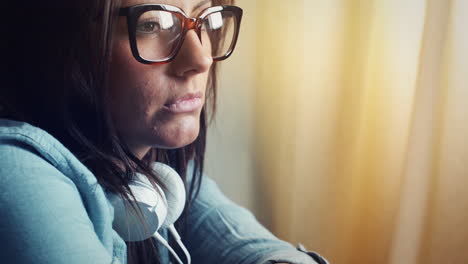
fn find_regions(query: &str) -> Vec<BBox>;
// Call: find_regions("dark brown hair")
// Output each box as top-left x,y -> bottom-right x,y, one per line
1,0 -> 234,263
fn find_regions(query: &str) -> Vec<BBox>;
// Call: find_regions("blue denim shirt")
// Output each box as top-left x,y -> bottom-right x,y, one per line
0,119 -> 327,264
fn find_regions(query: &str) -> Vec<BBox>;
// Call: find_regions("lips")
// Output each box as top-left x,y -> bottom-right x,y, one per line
163,92 -> 204,113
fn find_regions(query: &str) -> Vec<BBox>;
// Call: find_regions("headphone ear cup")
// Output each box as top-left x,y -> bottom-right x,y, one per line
107,173 -> 168,242
106,162 -> 186,242
152,162 -> 186,228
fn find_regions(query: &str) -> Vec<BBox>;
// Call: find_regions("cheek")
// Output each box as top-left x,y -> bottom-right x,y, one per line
110,40 -> 162,95
108,40 -> 168,133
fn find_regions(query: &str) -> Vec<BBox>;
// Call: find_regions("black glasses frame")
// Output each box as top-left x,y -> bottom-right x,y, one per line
119,4 -> 243,65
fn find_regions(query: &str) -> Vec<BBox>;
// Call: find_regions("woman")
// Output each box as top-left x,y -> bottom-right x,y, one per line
0,0 -> 328,263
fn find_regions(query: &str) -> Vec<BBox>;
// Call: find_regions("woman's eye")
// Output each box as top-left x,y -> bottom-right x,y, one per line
136,21 -> 160,34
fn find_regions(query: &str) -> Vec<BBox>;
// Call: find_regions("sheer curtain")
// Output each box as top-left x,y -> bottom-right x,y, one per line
253,0 -> 468,263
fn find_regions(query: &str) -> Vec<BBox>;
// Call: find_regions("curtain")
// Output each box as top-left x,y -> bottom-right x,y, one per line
253,0 -> 468,263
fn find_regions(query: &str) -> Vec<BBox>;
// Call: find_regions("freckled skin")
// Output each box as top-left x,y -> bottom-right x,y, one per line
109,0 -> 213,158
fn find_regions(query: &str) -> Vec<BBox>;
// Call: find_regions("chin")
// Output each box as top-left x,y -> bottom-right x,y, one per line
151,114 -> 201,149
158,132 -> 199,149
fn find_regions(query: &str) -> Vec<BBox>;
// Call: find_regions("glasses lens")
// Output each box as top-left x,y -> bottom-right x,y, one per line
135,10 -> 182,61
201,11 -> 237,59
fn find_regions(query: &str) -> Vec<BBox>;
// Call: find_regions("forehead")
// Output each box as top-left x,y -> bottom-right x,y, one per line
121,0 -> 212,14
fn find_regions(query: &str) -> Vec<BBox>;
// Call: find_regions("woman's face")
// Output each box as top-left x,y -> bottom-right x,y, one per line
109,0 -> 213,158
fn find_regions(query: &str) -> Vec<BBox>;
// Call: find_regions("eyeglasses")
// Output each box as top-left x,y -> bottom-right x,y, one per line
118,4 -> 243,65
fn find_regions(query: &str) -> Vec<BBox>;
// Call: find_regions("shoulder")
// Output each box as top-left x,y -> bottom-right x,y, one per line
0,118 -> 97,187
0,119 -> 123,263
0,119 -> 86,202
0,143 -> 103,263
0,119 -> 112,214
0,120 -> 86,235
0,118 -> 104,211
0,118 -> 74,167
0,119 -> 63,182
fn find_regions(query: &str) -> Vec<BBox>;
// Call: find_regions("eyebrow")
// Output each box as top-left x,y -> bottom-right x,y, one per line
192,0 -> 211,13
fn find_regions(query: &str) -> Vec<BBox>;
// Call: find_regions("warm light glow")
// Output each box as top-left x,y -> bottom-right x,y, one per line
251,0 -> 468,263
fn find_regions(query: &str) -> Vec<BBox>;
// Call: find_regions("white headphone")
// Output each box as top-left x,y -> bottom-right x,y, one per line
106,162 -> 191,264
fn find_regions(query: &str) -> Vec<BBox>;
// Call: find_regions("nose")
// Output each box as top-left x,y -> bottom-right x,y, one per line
169,30 -> 213,78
